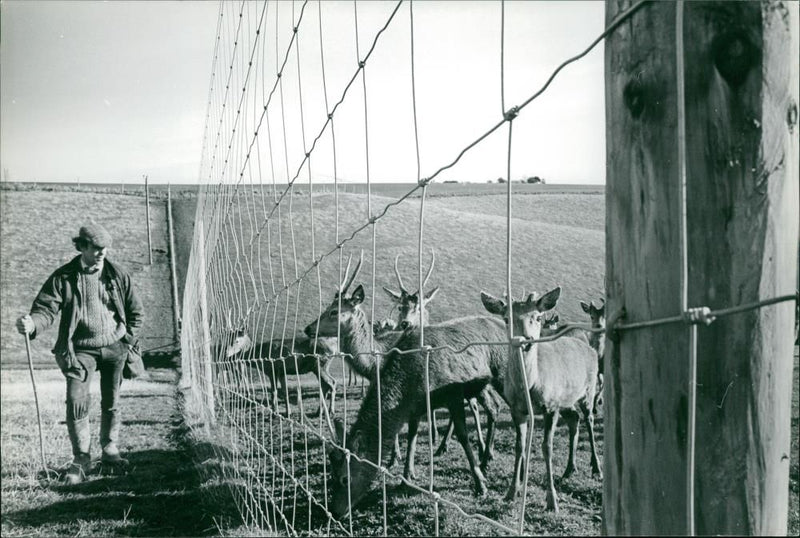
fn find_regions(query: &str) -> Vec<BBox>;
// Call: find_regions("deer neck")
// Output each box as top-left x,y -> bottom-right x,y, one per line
505,329 -> 542,403
352,377 -> 408,464
340,309 -> 381,378
589,331 -> 605,358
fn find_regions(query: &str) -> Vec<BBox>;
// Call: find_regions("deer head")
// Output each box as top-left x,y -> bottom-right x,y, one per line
304,251 -> 365,339
481,286 -> 562,341
382,249 -> 439,330
328,417 -> 376,518
580,298 -> 606,330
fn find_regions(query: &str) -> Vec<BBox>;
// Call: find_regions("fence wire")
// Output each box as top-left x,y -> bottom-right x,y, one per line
179,1 -> 796,536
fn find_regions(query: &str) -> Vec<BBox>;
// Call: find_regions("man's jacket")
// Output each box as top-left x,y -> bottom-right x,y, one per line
28,255 -> 144,373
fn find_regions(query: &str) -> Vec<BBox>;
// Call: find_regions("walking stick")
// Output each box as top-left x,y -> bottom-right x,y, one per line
23,331 -> 54,481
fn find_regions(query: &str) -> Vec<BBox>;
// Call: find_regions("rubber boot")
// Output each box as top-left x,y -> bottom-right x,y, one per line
65,417 -> 92,484
100,411 -> 128,466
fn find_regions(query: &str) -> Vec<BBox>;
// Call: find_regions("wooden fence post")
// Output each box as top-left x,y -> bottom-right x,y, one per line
144,174 -> 153,265
604,1 -> 797,535
167,183 -> 181,341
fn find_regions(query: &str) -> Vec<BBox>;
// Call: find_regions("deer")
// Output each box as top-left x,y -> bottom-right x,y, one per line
481,286 -> 601,512
316,276 -> 508,518
305,254 -> 507,504
324,313 -> 510,518
580,298 -> 605,412
224,324 -> 338,418
383,249 -> 501,463
304,252 -> 411,467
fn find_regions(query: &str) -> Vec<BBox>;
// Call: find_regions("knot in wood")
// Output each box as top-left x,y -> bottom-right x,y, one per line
623,78 -> 646,119
711,29 -> 758,88
787,102 -> 798,133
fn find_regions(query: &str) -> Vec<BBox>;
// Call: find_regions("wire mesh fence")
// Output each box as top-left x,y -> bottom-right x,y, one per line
179,1 -> 796,535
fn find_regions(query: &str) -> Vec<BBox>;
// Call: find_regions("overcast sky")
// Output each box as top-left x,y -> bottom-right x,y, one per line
1,0 -> 607,185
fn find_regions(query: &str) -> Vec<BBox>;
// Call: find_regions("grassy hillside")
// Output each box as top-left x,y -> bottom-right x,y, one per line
195,189 -> 606,343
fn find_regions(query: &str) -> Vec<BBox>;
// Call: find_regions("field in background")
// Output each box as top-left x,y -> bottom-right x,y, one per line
191,187 -> 606,344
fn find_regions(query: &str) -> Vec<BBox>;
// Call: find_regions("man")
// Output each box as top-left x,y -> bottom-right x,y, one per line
16,224 -> 144,484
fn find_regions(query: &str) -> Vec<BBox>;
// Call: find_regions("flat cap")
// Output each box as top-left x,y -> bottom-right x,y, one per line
77,224 -> 113,248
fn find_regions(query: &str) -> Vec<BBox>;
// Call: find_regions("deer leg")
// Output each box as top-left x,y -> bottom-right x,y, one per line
387,434 -> 402,469
561,408 -> 580,480
309,366 -> 336,418
279,368 -> 292,418
430,409 -> 439,444
580,400 -> 602,478
449,401 -> 487,496
478,392 -> 498,473
434,419 -> 454,457
505,410 -> 529,501
403,416 -> 420,480
469,398 -> 485,457
593,373 -> 604,416
267,372 -> 279,412
542,410 -> 560,512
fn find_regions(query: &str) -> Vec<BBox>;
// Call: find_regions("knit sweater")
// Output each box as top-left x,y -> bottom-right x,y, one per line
72,269 -> 126,348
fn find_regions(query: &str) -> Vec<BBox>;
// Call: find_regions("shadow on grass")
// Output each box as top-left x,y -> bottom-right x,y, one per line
5,442 -> 243,536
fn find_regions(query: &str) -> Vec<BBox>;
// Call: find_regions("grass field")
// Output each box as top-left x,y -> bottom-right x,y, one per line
0,365 -> 246,536
1,183 -> 797,536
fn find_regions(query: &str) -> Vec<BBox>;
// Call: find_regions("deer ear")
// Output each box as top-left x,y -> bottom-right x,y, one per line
594,298 -> 606,316
351,285 -> 365,305
537,286 -> 561,311
424,286 -> 440,302
580,300 -> 591,314
382,286 -> 402,302
350,430 -> 364,454
481,291 -> 505,316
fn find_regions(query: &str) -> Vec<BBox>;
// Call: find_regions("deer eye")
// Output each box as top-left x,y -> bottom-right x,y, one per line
339,475 -> 348,488
329,309 -> 339,317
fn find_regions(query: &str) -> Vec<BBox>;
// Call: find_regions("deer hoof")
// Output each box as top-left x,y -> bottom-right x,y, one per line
504,487 -> 518,502
434,445 -> 447,457
545,491 -> 559,512
562,466 -> 575,480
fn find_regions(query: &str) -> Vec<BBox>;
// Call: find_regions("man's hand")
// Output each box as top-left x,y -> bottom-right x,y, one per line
16,315 -> 34,335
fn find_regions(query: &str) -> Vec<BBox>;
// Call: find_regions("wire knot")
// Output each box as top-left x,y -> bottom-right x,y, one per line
358,60 -> 365,69
683,307 -> 715,326
418,177 -> 431,188
504,106 -> 519,122
510,336 -> 527,348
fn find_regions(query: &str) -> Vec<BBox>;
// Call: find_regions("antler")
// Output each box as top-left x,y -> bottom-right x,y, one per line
393,254 -> 408,294
340,250 -> 363,295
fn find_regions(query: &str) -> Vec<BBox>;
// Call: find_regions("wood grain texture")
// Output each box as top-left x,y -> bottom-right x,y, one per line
604,1 -> 797,534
